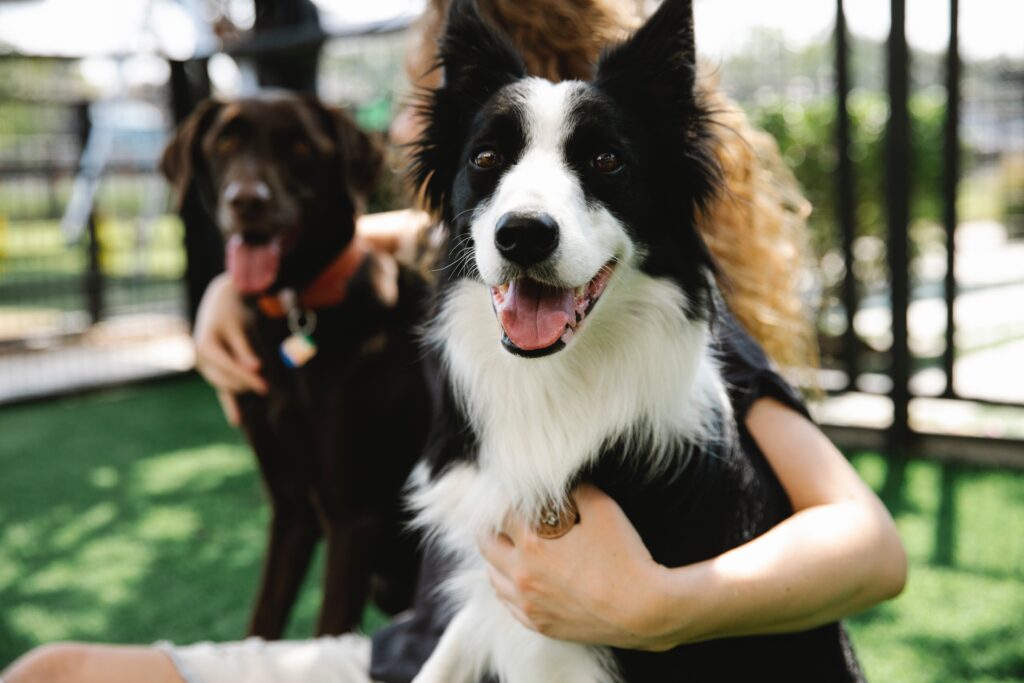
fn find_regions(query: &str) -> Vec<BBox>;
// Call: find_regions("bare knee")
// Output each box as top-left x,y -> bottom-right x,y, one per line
4,642 -> 91,683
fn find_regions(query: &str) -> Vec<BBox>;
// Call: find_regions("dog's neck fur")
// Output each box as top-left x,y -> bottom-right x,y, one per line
425,265 -> 728,522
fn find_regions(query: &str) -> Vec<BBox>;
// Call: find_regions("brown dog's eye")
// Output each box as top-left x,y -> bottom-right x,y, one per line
216,135 -> 239,156
471,148 -> 502,170
292,141 -> 312,159
592,152 -> 623,174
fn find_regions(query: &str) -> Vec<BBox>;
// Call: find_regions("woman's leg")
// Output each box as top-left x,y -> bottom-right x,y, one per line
3,634 -> 376,683
3,643 -> 183,683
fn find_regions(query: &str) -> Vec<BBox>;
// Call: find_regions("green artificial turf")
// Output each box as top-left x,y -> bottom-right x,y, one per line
1,376 -> 1022,680
0,376 -> 389,669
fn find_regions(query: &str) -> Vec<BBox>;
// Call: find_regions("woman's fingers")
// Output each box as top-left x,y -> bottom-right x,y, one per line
216,390 -> 241,427
223,324 -> 262,374
479,530 -> 515,571
487,565 -> 536,631
197,342 -> 264,395
573,482 -> 611,519
192,272 -> 267,396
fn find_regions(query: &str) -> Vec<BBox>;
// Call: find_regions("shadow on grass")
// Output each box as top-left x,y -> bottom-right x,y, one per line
932,462 -> 958,568
858,451 -> 1024,581
905,624 -> 1024,681
0,377 -> 280,666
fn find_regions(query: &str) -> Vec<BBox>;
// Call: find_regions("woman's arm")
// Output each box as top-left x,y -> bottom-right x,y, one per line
480,397 -> 907,651
193,272 -> 267,425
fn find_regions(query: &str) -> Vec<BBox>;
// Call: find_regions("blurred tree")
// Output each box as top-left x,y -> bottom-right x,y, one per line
752,90 -> 948,257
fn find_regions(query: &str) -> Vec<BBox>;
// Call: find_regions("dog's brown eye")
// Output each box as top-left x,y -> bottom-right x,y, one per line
472,148 -> 502,170
592,151 -> 623,174
216,135 -> 239,156
292,141 -> 312,159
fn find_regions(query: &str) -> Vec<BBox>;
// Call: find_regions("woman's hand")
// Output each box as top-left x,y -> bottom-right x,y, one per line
193,273 -> 267,426
478,399 -> 906,651
479,484 -> 679,651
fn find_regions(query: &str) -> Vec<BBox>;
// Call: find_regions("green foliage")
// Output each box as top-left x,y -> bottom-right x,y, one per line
750,91 -> 950,254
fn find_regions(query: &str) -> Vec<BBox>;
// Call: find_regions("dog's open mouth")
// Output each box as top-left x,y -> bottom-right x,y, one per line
226,234 -> 282,295
491,262 -> 616,357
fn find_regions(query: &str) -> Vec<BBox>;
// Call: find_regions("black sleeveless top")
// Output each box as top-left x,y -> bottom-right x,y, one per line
369,311 -> 812,682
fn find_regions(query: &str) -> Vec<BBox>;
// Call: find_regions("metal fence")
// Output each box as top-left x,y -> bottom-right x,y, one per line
0,58 -> 190,402
1,1 -> 1022,466
0,24 -> 411,403
736,0 -> 1023,466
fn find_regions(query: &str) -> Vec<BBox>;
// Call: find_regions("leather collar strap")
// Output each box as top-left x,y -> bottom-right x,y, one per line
257,239 -> 367,318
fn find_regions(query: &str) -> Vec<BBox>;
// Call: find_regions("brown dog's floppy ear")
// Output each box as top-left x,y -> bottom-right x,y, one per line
298,95 -> 383,211
160,99 -> 223,206
334,108 -> 384,211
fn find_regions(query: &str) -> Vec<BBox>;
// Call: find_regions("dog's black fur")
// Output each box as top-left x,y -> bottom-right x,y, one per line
162,93 -> 430,638
409,0 -> 864,679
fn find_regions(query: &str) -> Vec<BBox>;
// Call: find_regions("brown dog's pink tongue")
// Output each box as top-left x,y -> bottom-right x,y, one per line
226,235 -> 281,295
498,279 -> 574,350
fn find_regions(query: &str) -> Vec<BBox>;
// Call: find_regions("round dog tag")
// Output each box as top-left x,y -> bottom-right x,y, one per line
535,498 -> 580,539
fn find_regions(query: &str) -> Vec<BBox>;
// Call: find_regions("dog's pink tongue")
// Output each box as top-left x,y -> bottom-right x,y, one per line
226,235 -> 281,295
498,279 -> 574,351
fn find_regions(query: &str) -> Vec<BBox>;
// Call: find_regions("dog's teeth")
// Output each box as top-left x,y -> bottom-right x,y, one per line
575,285 -> 585,298
561,327 -> 575,344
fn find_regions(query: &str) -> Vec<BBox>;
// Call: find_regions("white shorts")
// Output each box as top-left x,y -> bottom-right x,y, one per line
157,634 -> 381,683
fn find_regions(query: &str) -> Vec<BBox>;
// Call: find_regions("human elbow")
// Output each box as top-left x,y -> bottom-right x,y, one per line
866,505 -> 908,601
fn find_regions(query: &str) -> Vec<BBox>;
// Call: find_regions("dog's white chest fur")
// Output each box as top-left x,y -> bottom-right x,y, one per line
410,270 -> 727,683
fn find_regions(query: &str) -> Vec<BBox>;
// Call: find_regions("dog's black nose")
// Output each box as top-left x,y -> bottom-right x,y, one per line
494,212 -> 559,267
226,179 -> 272,220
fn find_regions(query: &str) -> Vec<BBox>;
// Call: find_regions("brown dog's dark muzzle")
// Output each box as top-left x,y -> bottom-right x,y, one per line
225,178 -> 273,224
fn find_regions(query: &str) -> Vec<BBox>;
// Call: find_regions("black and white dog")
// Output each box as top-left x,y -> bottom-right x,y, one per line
408,0 -> 862,680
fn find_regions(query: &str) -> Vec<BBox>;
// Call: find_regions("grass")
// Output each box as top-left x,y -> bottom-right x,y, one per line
1,376 -> 1022,680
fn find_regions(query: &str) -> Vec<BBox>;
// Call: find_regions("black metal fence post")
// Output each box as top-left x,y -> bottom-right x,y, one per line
942,0 -> 961,397
75,100 -> 103,325
835,0 -> 859,390
167,59 -> 220,325
886,0 -> 912,456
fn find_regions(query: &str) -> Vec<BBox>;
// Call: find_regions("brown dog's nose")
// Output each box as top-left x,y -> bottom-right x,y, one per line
225,179 -> 272,221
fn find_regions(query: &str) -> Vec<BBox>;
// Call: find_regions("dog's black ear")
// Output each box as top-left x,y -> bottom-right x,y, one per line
595,0 -> 698,119
596,0 -> 719,210
438,0 -> 526,107
411,0 -> 526,216
160,99 -> 223,206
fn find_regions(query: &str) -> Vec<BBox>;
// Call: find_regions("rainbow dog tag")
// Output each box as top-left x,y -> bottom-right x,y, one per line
281,332 -> 317,368
280,289 -> 318,368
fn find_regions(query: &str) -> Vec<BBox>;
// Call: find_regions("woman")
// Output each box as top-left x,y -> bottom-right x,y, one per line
2,1 -> 905,681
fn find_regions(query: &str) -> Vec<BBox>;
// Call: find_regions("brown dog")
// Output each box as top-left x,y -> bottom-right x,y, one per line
162,93 -> 430,638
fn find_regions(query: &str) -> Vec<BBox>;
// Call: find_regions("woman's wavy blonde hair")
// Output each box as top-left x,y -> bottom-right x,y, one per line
410,0 -> 818,373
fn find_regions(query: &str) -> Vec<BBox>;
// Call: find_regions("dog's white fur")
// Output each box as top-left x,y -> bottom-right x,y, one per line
411,80 -> 729,683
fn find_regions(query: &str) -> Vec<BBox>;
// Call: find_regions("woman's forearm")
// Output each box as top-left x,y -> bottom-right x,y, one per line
479,399 -> 907,652
646,497 -> 906,646
635,398 -> 907,649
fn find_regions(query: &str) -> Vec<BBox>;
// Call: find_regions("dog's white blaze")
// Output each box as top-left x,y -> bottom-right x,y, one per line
410,265 -> 729,683
471,78 -> 633,286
